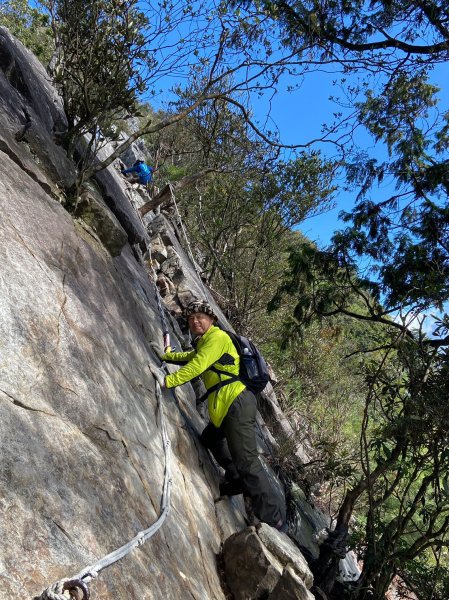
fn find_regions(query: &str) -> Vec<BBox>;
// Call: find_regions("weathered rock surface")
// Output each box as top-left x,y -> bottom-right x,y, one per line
223,527 -> 283,599
257,523 -> 313,589
0,26 -> 75,193
223,525 -> 314,600
74,182 -> 128,256
0,149 -> 226,600
0,29 -> 226,600
270,565 -> 315,600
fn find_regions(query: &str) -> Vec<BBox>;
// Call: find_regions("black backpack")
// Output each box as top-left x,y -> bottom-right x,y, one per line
198,330 -> 271,401
225,330 -> 270,394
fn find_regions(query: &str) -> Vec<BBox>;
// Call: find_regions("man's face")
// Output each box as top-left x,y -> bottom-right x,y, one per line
188,312 -> 214,336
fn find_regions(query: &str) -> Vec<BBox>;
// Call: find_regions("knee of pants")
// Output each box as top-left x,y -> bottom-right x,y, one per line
234,455 -> 263,479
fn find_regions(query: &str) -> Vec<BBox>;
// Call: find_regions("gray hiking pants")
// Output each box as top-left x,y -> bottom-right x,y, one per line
200,389 -> 285,527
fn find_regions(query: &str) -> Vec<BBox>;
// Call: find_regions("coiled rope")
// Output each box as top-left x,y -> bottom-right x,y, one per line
34,380 -> 171,600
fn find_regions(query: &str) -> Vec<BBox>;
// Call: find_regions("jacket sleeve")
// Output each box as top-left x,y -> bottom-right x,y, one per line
121,166 -> 136,174
161,350 -> 195,364
165,333 -> 227,388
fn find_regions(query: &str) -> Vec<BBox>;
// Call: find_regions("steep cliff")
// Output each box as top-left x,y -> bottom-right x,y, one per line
0,26 -> 325,600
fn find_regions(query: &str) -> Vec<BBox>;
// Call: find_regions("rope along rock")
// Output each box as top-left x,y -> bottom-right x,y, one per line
34,380 -> 172,600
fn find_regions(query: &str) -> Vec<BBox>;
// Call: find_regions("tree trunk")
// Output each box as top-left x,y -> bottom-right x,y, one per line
354,559 -> 393,600
312,443 -> 403,595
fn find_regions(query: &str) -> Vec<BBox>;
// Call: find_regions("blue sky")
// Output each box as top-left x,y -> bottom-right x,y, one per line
262,72 -> 354,247
261,62 -> 449,248
28,0 -> 447,253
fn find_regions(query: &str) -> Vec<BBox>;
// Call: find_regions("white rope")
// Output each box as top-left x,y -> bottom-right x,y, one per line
35,381 -> 172,600
168,183 -> 209,299
36,174 -> 180,600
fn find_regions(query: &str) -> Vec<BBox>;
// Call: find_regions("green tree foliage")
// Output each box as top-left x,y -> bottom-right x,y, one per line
184,156 -> 336,329
272,239 -> 449,598
235,0 -> 449,315
42,0 -> 152,160
350,333 -> 449,600
259,151 -> 337,228
227,5 -> 449,595
263,316 -> 367,489
0,0 -> 53,63
137,90 -> 337,329
241,0 -> 449,63
338,71 -> 449,312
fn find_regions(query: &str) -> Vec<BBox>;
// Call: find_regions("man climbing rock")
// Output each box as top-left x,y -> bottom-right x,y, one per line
121,160 -> 154,191
150,300 -> 287,532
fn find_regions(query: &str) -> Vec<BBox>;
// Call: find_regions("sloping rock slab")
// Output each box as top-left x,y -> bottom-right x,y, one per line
215,496 -> 248,541
0,149 -> 226,600
0,26 -> 75,190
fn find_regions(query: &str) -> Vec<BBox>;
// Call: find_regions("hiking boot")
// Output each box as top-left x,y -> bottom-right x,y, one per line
274,519 -> 289,533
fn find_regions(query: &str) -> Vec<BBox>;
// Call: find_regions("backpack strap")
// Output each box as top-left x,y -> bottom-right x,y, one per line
196,367 -> 241,403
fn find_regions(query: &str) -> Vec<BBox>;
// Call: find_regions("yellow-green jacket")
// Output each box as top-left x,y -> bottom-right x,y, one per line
162,325 -> 245,427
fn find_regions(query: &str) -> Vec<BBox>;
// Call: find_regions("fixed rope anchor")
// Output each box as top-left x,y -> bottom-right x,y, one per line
61,579 -> 90,600
34,578 -> 90,600
34,381 -> 171,600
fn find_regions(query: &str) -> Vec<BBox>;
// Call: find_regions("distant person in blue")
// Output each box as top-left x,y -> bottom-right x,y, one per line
121,160 -> 154,191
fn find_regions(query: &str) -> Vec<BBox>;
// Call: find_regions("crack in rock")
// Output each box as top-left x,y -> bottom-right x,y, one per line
0,142 -> 56,198
0,388 -> 57,417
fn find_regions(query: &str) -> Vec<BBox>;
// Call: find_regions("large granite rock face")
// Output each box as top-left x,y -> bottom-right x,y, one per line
0,148 -> 228,600
0,26 -> 75,193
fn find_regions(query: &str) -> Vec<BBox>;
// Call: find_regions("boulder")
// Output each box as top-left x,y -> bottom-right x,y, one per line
270,565 -> 315,600
151,239 -> 169,263
223,525 -> 315,600
156,274 -> 176,297
257,523 -> 314,589
160,256 -> 183,281
177,289 -> 197,308
223,527 -> 283,600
